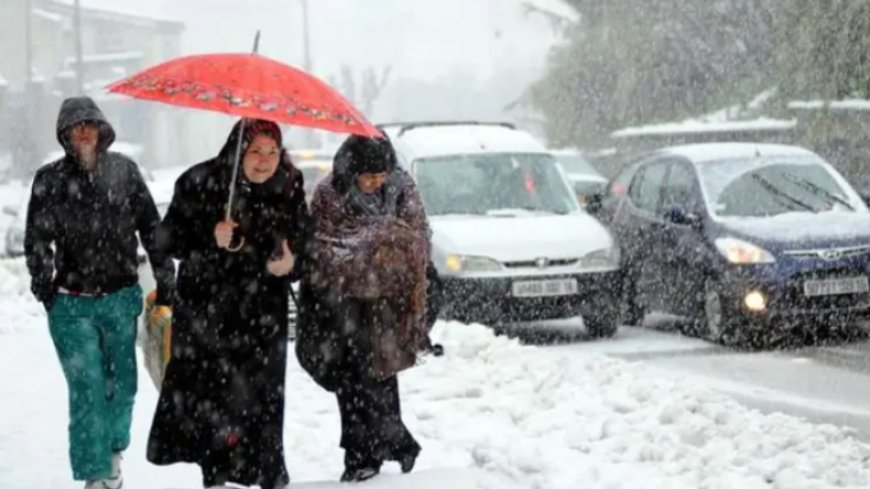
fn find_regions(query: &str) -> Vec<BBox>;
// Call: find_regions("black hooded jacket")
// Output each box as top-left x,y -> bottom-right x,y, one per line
24,96 -> 175,307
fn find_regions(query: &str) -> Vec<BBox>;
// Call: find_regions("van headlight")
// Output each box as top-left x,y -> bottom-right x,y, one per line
445,254 -> 503,273
715,238 -> 775,265
578,247 -> 619,269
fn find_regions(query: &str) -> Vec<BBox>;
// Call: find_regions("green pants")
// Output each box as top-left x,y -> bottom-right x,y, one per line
48,285 -> 143,481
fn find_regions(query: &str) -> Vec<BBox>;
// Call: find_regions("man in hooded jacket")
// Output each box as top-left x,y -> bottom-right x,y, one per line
24,96 -> 175,489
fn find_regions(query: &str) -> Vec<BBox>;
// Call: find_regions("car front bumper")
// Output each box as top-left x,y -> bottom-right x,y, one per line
441,269 -> 621,324
714,266 -> 870,328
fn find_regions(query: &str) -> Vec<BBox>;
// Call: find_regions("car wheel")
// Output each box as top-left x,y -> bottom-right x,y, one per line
621,266 -> 645,326
585,313 -> 619,338
702,279 -> 747,346
704,282 -> 725,341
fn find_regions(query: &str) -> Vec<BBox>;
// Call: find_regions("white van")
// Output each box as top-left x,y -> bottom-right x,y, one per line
383,122 -> 621,337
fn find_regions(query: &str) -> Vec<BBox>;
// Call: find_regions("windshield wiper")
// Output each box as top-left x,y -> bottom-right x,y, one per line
782,172 -> 855,211
751,174 -> 815,212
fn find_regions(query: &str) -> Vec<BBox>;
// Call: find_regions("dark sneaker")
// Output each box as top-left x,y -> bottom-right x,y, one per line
340,467 -> 380,483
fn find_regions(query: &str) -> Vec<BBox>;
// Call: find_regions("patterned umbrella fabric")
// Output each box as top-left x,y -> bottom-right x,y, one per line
106,52 -> 381,137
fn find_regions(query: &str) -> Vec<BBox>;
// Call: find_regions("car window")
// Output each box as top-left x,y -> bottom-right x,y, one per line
414,153 -> 580,215
555,153 -> 599,176
629,162 -> 667,213
698,156 -> 863,218
661,162 -> 700,212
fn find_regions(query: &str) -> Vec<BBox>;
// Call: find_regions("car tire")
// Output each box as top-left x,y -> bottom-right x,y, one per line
621,266 -> 646,327
702,278 -> 751,347
584,296 -> 621,338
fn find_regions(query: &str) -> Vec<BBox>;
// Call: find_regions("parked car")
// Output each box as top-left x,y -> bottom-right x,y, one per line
550,149 -> 608,207
382,121 -> 622,337
3,192 -> 29,258
606,143 -> 870,346
289,148 -> 335,202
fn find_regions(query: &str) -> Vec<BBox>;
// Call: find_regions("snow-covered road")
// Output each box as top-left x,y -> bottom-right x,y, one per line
3,258 -> 870,489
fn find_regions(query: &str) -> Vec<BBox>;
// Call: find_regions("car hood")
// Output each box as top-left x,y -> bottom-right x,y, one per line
430,213 -> 613,262
567,173 -> 607,184
718,211 -> 870,249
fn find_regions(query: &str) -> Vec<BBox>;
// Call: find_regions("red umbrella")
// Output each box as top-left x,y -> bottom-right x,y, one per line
106,43 -> 379,138
106,33 -> 381,227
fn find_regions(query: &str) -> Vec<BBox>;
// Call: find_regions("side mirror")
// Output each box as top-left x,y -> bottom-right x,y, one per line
3,205 -> 18,217
666,204 -> 700,227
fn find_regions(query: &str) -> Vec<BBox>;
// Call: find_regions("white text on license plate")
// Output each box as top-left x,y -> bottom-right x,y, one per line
803,276 -> 869,297
512,279 -> 578,298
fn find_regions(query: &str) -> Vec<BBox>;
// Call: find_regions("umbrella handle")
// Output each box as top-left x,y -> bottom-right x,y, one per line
225,118 -> 247,221
226,236 -> 245,252
224,32 -> 260,224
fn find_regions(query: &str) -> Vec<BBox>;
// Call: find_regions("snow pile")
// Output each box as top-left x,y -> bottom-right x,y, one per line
789,99 -> 870,112
612,118 -> 796,138
0,259 -> 41,334
1,247 -> 869,488
404,322 -> 870,488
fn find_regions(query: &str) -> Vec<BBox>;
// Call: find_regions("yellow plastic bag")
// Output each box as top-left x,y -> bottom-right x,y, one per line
143,290 -> 172,390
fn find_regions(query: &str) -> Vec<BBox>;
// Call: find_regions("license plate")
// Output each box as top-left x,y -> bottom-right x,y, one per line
803,276 -> 869,297
512,279 -> 578,298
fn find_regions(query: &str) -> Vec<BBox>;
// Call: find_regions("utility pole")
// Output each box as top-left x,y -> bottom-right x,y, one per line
301,0 -> 312,72
300,0 -> 316,147
74,0 -> 84,94
25,0 -> 33,85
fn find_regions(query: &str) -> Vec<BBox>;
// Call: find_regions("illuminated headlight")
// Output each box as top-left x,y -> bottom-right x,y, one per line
715,238 -> 775,265
578,247 -> 620,269
744,290 -> 767,312
445,254 -> 503,273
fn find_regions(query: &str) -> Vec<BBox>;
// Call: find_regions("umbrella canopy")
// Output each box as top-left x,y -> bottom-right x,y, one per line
106,52 -> 381,137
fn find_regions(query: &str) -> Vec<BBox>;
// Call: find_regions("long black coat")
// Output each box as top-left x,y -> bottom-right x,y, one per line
146,146 -> 307,487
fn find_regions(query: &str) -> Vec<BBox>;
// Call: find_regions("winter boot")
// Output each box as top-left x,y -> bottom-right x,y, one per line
340,466 -> 380,483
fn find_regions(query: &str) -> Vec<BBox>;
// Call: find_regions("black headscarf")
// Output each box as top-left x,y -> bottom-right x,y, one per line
217,118 -> 284,164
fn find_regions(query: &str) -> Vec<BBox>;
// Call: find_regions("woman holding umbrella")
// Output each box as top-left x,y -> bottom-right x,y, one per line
146,118 -> 307,489
296,135 -> 430,482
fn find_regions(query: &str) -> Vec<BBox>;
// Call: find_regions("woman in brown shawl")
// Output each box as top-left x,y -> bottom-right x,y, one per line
296,134 -> 430,482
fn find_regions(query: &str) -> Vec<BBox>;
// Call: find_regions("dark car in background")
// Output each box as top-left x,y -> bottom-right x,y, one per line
550,149 -> 608,207
605,143 -> 870,346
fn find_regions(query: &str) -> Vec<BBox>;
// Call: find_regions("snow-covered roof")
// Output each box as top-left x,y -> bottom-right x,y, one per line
660,143 -> 816,164
65,51 -> 144,66
392,124 -> 549,162
524,0 -> 581,23
788,99 -> 870,112
47,0 -> 182,26
32,8 -> 63,23
611,118 -> 797,138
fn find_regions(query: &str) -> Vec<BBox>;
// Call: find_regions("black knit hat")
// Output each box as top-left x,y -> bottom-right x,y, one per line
331,135 -> 398,193
339,135 -> 395,174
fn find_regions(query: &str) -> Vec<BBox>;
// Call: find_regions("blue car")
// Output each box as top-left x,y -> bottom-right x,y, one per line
603,143 -> 870,345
